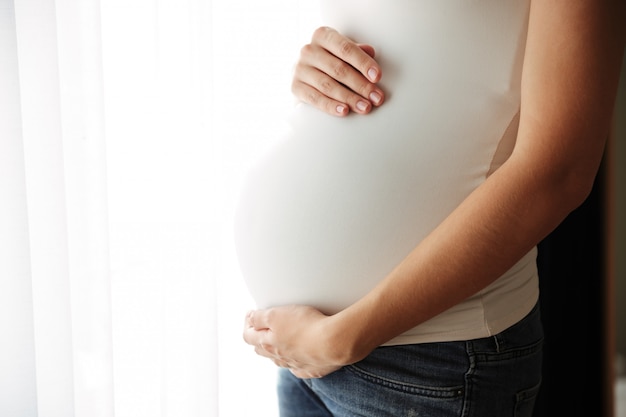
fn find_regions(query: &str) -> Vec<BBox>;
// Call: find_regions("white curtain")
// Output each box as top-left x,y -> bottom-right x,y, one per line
1,0 -> 321,416
1,0 -> 114,416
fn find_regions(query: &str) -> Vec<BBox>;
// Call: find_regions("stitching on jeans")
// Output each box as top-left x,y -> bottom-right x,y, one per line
345,365 -> 464,398
494,335 -> 501,353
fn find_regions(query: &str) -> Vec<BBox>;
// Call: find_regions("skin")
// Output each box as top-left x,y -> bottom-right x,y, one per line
291,27 -> 384,116
243,0 -> 626,380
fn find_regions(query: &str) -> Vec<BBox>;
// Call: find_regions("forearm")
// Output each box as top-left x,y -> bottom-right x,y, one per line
329,153 -> 594,364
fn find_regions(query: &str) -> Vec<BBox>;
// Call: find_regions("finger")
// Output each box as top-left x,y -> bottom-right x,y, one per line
242,324 -> 257,346
246,309 -> 271,331
289,367 -> 333,380
272,358 -> 291,368
244,310 -> 254,328
358,44 -> 376,58
254,343 -> 277,359
299,44 -> 384,109
300,64 -> 382,114
293,68 -> 373,116
243,320 -> 269,347
243,326 -> 279,360
294,67 -> 384,116
312,27 -> 381,83
292,80 -> 350,116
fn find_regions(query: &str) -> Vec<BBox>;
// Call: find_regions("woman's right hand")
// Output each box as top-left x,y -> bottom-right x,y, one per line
291,26 -> 385,117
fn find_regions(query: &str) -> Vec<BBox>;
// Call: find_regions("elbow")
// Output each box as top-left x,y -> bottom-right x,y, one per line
549,164 -> 601,214
511,133 -> 606,216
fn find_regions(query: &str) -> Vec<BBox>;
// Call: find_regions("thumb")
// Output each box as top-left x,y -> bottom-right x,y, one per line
247,309 -> 270,330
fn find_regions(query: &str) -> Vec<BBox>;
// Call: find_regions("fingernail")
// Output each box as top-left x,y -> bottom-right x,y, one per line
356,100 -> 369,111
369,91 -> 382,105
367,67 -> 378,82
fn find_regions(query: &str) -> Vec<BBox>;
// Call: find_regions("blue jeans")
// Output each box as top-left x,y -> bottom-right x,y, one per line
278,303 -> 543,417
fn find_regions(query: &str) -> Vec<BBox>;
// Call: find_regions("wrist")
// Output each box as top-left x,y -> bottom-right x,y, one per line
323,310 -> 376,366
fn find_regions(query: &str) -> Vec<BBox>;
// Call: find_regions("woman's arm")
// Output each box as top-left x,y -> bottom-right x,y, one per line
244,0 -> 625,379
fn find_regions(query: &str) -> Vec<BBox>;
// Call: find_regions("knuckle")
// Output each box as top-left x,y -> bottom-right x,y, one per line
338,39 -> 355,57
307,91 -> 336,115
312,26 -> 332,42
325,101 -> 341,115
295,83 -> 342,116
357,55 -> 374,73
299,43 -> 314,58
355,82 -> 373,98
330,61 -> 350,79
318,78 -> 334,95
305,90 -> 322,106
345,93 -> 363,107
292,62 -> 306,81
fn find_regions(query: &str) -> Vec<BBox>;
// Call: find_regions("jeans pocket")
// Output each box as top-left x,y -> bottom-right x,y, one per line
346,363 -> 465,399
345,343 -> 467,399
514,380 -> 542,417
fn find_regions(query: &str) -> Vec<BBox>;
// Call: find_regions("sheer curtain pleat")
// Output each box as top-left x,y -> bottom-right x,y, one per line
1,0 -> 114,416
0,2 -> 38,415
54,0 -> 114,415
14,0 -> 79,415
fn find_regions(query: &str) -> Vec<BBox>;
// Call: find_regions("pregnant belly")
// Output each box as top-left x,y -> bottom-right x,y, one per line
233,0 -> 528,314
233,102 -> 499,314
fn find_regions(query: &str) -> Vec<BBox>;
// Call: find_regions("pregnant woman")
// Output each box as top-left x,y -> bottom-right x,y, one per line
236,0 -> 625,415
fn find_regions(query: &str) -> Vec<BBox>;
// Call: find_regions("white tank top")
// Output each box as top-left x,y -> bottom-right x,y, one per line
234,0 -> 539,344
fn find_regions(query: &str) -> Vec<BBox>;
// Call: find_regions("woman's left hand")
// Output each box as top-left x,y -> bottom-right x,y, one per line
243,305 -> 347,379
